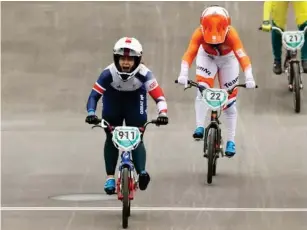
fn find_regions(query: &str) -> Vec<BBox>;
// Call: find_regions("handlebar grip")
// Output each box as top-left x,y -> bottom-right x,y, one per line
237,83 -> 246,88
238,84 -> 259,88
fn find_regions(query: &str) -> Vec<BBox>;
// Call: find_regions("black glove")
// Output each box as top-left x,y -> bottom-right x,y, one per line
85,115 -> 99,124
156,114 -> 168,125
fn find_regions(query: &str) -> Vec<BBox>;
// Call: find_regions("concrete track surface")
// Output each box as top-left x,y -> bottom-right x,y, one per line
2,1 -> 307,230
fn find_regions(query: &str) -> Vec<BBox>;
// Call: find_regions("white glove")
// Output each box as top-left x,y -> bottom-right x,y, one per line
245,78 -> 256,88
177,60 -> 189,87
244,67 -> 256,89
177,75 -> 188,87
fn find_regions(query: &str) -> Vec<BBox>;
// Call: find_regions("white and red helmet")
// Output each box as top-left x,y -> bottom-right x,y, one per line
113,37 -> 143,81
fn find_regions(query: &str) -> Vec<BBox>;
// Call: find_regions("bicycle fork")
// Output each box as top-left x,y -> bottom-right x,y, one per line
203,112 -> 224,158
285,52 -> 303,90
117,154 -> 138,201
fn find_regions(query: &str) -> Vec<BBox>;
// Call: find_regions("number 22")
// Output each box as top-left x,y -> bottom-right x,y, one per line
210,92 -> 221,100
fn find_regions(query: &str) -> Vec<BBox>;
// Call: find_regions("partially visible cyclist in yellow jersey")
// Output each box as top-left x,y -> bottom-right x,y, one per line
260,1 -> 307,74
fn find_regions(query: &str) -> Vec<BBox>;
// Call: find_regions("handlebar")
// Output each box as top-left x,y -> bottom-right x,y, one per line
258,25 -> 307,34
271,26 -> 283,34
91,118 -> 162,133
174,79 -> 258,94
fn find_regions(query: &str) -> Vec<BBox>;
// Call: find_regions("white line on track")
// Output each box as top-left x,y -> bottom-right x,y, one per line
2,207 -> 307,212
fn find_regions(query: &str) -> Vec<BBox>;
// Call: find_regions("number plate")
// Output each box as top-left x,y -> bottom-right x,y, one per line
283,31 -> 305,50
203,88 -> 228,110
112,126 -> 141,151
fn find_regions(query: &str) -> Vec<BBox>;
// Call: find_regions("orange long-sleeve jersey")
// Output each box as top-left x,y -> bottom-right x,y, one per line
182,26 -> 252,72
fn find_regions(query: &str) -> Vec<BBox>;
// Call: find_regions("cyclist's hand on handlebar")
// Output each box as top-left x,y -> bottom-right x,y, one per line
177,75 -> 189,87
260,20 -> 271,32
244,70 -> 256,89
245,79 -> 256,89
85,114 -> 100,125
156,112 -> 168,125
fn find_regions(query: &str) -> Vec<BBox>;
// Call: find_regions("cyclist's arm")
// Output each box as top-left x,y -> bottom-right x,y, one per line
263,1 -> 272,21
147,80 -> 167,114
227,27 -> 253,76
86,69 -> 110,114
139,66 -> 168,114
180,27 -> 203,76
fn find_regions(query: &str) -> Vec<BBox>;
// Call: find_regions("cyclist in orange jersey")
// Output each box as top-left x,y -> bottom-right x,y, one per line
177,5 -> 257,157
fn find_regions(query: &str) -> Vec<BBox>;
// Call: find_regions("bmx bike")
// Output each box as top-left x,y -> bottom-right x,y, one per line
175,79 -> 258,184
259,25 -> 307,113
91,118 -> 163,229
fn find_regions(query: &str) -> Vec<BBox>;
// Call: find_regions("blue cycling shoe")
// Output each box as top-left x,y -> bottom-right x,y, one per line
104,178 -> 116,195
138,170 -> 151,191
225,141 -> 236,157
193,127 -> 205,140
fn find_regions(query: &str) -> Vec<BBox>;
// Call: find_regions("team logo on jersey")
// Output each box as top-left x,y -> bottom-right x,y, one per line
224,76 -> 239,88
197,66 -> 212,76
149,81 -> 157,90
236,49 -> 246,58
140,94 -> 145,115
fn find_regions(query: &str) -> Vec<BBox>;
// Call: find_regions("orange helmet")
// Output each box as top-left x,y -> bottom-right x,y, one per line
200,6 -> 231,44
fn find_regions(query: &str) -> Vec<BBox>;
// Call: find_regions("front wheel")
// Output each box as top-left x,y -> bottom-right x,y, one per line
291,62 -> 301,113
122,167 -> 130,229
206,128 -> 216,184
212,160 -> 217,176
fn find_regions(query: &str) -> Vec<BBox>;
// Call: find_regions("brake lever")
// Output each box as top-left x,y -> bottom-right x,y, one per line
184,84 -> 192,91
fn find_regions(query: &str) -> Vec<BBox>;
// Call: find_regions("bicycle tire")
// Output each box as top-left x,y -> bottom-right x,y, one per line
291,62 -> 301,113
122,167 -> 130,229
212,131 -> 222,177
127,176 -> 131,217
212,160 -> 217,176
206,128 -> 216,184
127,201 -> 131,217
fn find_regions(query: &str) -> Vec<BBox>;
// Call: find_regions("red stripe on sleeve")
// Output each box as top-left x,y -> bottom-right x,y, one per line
149,86 -> 164,101
93,83 -> 104,94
